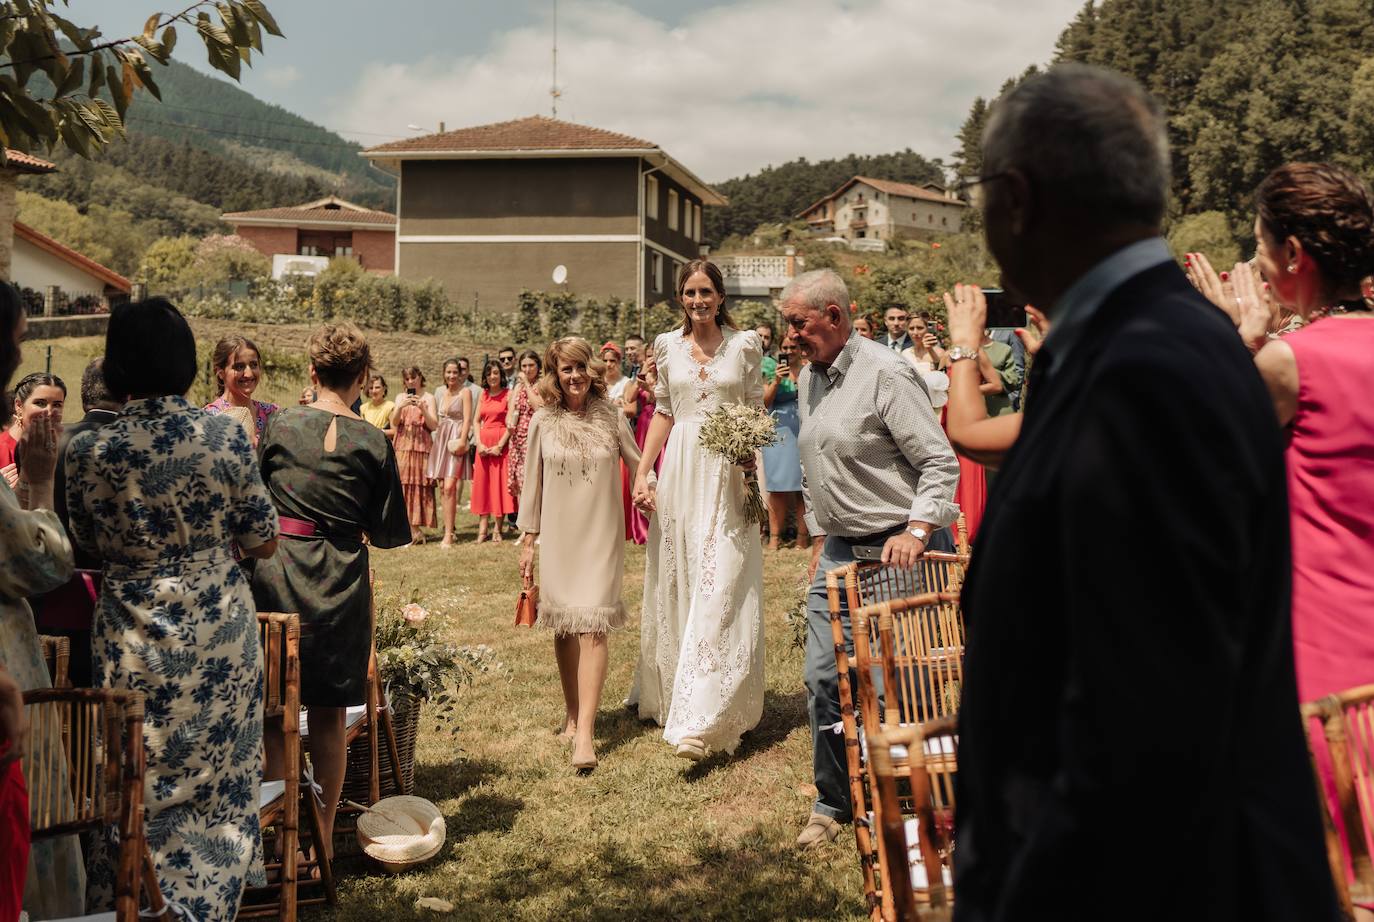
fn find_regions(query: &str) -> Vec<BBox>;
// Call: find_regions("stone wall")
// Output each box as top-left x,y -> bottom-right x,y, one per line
24,314 -> 108,340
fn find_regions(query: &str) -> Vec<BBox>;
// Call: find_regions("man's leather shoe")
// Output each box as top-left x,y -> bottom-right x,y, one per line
795,812 -> 842,849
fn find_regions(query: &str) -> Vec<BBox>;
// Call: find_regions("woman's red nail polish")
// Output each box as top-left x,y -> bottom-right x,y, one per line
1220,271 -> 1229,281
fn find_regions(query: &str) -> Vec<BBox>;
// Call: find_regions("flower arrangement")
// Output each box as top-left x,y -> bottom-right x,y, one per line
697,403 -> 778,524
375,587 -> 503,729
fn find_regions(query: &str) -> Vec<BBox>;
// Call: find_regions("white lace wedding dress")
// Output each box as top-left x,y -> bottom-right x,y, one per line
631,326 -> 766,754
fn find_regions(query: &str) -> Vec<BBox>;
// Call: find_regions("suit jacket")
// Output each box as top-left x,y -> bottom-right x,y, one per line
953,263 -> 1339,921
880,332 -> 914,353
54,407 -> 118,570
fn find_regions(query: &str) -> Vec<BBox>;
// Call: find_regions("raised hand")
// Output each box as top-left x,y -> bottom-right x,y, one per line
1015,306 -> 1051,357
1185,252 -> 1240,322
1232,261 -> 1272,352
944,284 -> 987,349
19,408 -> 59,482
1,463 -> 16,490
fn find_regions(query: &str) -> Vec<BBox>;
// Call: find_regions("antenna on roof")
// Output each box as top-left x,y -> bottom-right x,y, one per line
550,0 -> 562,118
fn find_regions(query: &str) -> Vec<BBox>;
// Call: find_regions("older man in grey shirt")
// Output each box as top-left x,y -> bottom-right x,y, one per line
782,268 -> 960,849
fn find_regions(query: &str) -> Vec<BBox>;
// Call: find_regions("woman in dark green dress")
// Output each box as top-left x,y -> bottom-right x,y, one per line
249,322 -> 410,855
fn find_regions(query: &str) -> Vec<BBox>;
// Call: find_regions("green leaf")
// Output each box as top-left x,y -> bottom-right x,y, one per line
108,64 -> 129,120
242,0 -> 283,38
86,51 -> 104,97
57,112 -> 93,158
54,57 -> 84,98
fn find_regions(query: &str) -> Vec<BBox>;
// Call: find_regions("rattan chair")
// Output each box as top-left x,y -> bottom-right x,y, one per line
850,592 -> 964,918
825,558 -> 967,918
866,718 -> 958,922
1300,683 -> 1374,919
38,634 -> 70,688
21,687 -> 168,922
242,612 -> 337,918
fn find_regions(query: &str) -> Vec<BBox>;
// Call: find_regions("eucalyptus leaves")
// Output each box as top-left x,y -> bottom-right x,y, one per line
698,403 -> 778,524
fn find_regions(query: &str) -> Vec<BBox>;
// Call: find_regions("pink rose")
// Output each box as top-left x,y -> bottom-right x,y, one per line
402,603 -> 428,625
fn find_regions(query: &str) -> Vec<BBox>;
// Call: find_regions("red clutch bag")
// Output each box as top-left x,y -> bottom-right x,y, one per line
514,584 -> 538,628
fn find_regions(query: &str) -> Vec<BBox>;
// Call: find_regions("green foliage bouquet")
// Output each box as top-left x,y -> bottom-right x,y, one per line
698,403 -> 778,524
375,589 -> 503,728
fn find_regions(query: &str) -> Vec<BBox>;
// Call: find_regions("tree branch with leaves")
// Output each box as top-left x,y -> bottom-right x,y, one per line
0,0 -> 281,160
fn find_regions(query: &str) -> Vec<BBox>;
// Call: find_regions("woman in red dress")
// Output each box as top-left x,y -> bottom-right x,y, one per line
471,360 -> 514,542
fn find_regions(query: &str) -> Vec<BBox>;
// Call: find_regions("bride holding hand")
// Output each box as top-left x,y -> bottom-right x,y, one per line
631,259 -> 766,761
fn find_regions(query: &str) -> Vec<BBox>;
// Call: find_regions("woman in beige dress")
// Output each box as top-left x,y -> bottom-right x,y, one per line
517,337 -> 645,772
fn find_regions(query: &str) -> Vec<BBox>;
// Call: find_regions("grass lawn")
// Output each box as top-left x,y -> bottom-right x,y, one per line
332,508 -> 868,921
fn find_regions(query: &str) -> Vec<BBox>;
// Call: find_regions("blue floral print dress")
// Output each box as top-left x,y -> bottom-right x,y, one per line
65,396 -> 279,922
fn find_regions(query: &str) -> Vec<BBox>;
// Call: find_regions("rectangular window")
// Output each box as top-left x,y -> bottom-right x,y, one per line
652,251 -> 663,292
694,204 -> 703,241
668,189 -> 680,231
671,260 -> 681,290
683,202 -> 693,240
646,175 -> 659,220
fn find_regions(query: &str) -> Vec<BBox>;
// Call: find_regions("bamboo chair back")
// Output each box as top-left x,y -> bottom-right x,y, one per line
245,612 -> 303,920
826,556 -> 968,921
1301,684 -> 1374,915
22,687 -> 155,921
876,592 -> 967,727
866,722 -> 956,922
38,634 -> 70,688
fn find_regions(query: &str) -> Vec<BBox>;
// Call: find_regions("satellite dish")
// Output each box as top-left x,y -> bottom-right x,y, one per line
552,264 -> 568,285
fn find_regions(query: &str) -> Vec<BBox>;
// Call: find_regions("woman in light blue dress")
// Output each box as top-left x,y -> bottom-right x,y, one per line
761,334 -> 807,550
67,299 -> 279,922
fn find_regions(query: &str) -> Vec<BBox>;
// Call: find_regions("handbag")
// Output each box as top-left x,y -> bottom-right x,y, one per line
514,582 -> 539,628
447,437 -> 463,455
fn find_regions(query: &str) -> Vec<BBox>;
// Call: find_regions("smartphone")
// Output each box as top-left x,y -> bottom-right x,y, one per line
982,288 -> 1029,329
406,388 -> 417,396
852,545 -> 884,562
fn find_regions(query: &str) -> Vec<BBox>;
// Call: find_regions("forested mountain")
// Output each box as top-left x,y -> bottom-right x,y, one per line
704,150 -> 945,245
954,0 -> 1374,233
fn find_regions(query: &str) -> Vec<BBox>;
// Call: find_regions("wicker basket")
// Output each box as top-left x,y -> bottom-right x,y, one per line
341,689 -> 422,805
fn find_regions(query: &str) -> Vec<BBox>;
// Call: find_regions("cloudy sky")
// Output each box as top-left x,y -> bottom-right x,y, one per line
100,0 -> 1082,182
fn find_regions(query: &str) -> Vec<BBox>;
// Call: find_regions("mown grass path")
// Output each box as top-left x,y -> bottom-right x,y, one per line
338,522 -> 868,921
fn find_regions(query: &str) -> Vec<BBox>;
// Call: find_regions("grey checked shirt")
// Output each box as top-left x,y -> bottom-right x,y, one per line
799,332 -> 960,538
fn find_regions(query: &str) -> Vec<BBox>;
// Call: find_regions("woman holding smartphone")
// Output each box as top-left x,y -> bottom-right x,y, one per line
762,332 -> 807,550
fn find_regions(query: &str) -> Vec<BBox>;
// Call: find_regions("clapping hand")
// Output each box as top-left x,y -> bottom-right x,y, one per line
1184,252 -> 1241,322
1,463 -> 16,490
1231,262 -> 1273,352
944,284 -> 986,349
19,408 -> 59,482
1015,306 -> 1050,357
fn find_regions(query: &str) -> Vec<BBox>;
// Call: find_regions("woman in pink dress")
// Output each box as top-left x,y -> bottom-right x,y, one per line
390,365 -> 438,544
620,363 -> 659,544
426,358 -> 474,548
203,334 -> 278,444
1241,162 -> 1374,880
506,350 -> 543,512
471,360 -> 514,542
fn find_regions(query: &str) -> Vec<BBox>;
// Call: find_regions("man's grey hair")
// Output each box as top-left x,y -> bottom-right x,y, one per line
780,269 -> 850,313
982,64 -> 1170,228
80,356 -> 117,411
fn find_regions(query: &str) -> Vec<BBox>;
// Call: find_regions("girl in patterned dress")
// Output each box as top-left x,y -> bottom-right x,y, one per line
505,350 -> 542,511
389,365 -> 437,544
67,299 -> 280,921
203,335 -> 278,445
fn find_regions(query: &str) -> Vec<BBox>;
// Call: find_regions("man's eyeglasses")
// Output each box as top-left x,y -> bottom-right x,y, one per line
954,171 -> 1013,193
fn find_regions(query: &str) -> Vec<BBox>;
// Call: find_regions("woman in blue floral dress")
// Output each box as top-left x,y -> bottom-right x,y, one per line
66,300 -> 279,921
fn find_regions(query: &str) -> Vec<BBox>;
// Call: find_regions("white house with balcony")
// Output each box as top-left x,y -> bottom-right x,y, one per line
713,248 -> 802,308
797,176 -> 968,246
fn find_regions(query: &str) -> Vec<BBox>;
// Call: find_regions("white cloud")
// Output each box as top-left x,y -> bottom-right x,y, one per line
327,0 -> 1083,181
263,64 -> 301,88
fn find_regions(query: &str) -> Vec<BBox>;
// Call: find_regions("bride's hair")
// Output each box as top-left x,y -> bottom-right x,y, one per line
676,259 -> 735,333
536,336 -> 608,409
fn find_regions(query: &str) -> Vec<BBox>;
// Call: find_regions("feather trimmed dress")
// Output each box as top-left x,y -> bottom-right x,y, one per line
516,398 -> 642,636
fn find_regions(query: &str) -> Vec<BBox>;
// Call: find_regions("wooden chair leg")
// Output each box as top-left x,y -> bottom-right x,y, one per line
141,850 -> 171,922
302,768 -> 338,905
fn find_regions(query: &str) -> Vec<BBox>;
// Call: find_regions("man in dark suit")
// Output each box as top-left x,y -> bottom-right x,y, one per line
951,65 -> 1340,920
38,357 -> 121,686
878,305 -> 914,352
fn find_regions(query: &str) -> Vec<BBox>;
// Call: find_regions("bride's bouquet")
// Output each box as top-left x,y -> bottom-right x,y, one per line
698,403 -> 778,524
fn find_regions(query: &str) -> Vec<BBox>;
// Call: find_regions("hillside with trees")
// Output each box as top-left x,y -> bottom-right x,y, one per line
704,150 -> 945,245
954,0 -> 1374,246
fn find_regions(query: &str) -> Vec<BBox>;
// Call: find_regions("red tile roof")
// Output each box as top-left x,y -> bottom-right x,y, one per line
223,195 -> 396,228
13,221 -> 130,292
364,115 -> 656,155
2,149 -> 57,174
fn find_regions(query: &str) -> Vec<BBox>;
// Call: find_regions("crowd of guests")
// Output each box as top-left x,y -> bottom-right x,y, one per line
1,61 -> 1372,922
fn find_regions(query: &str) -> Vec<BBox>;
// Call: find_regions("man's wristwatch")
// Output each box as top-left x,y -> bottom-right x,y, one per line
947,346 -> 979,363
907,525 -> 930,545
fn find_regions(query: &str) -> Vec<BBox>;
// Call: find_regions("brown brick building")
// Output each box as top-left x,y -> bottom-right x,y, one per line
362,116 -> 725,313
222,196 -> 396,273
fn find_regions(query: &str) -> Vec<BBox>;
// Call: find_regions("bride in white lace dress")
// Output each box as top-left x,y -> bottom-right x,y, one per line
631,259 -> 766,761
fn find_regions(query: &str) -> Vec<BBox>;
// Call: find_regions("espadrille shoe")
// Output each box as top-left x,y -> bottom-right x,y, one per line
795,812 -> 842,850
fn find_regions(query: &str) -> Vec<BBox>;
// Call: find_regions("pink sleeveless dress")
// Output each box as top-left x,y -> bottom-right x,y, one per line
1286,317 -> 1374,881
